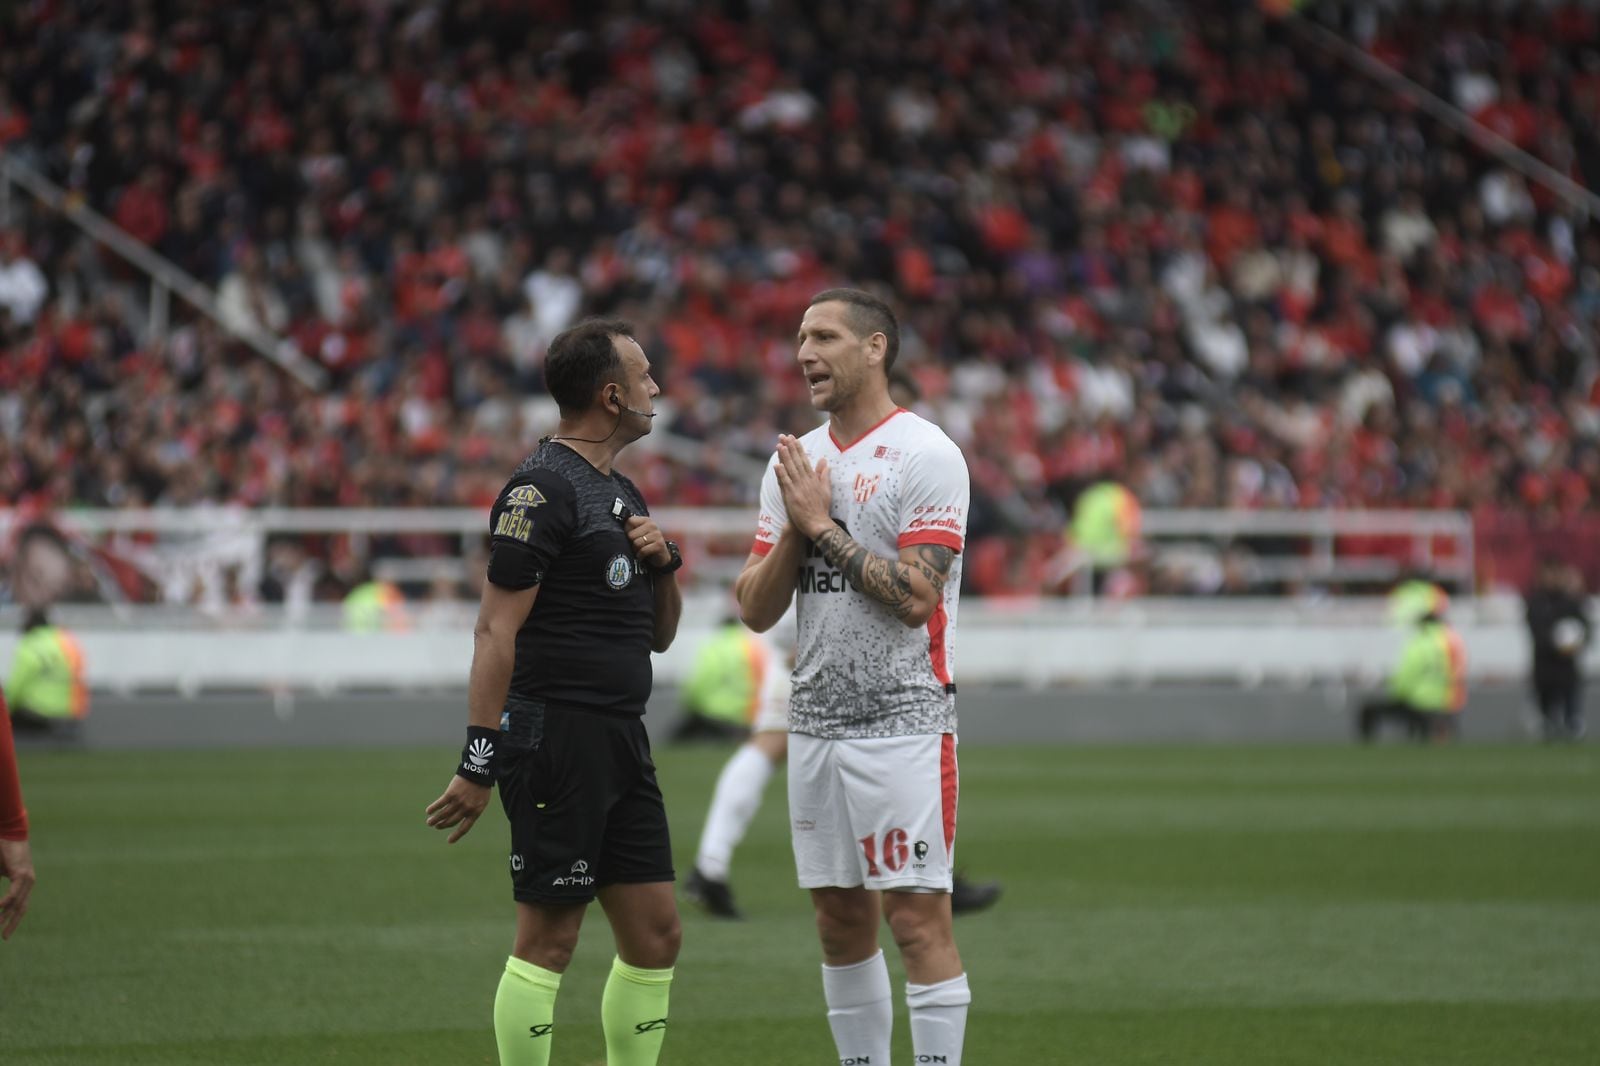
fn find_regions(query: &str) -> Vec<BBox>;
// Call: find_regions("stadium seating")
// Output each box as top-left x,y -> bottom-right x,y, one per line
0,1 -> 1597,596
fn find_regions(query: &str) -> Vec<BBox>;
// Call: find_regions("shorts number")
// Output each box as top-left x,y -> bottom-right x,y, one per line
858,828 -> 909,877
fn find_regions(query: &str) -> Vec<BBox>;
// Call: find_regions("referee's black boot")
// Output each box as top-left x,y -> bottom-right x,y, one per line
685,867 -> 743,920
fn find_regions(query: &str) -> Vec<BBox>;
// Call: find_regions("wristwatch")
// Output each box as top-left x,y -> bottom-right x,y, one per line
650,540 -> 684,574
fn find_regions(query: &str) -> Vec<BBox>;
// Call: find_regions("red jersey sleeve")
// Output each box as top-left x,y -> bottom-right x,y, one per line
0,692 -> 28,841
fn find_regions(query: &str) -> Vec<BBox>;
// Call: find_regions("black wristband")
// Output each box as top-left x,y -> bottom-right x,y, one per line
456,725 -> 499,787
650,540 -> 684,574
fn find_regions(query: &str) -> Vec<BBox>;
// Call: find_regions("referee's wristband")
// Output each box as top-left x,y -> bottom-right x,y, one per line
456,726 -> 499,787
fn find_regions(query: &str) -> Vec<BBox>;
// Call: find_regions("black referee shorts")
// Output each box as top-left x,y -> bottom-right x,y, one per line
496,698 -> 674,905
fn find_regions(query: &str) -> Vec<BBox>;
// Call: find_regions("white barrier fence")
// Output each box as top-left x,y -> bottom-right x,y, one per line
0,596 -> 1559,694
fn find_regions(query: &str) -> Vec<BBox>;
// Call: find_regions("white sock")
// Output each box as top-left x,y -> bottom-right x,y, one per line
906,972 -> 970,1066
821,951 -> 893,1066
694,744 -> 775,881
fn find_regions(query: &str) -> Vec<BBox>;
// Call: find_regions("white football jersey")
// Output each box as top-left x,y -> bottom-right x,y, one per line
752,409 -> 969,738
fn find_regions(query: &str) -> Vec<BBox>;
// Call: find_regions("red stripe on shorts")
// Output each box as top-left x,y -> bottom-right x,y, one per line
940,733 -> 957,856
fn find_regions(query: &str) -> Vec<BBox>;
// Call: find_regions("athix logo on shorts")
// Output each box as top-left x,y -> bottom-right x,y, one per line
605,553 -> 634,590
853,473 -> 881,503
465,737 -> 494,770
553,859 -> 595,887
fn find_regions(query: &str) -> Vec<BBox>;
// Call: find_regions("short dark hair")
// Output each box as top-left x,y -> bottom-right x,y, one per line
809,288 -> 899,372
544,317 -> 634,415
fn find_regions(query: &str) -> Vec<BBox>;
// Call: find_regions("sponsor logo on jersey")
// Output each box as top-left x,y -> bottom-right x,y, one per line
801,519 -> 851,593
506,485 -> 548,507
799,568 -> 849,594
873,445 -> 902,462
510,853 -> 524,872
853,473 -> 881,503
606,553 -> 635,589
495,509 -> 535,541
553,858 -> 595,887
494,485 -> 547,542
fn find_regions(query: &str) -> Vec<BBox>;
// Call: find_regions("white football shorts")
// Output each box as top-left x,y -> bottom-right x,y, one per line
788,732 -> 958,892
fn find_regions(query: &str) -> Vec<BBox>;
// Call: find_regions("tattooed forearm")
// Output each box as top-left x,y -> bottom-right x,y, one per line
815,526 -> 918,618
911,544 -> 954,597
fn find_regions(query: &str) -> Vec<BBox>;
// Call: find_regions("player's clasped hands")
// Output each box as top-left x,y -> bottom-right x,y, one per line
426,776 -> 491,844
774,434 -> 832,538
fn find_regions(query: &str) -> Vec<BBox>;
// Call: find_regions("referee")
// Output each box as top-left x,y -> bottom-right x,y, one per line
426,318 -> 685,1066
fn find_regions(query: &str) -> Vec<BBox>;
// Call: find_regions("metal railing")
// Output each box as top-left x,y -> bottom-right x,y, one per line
1,505 -> 1475,608
0,151 -> 329,389
1287,10 -> 1600,219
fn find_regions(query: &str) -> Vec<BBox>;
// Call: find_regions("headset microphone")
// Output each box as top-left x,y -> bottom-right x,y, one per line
612,390 -> 657,419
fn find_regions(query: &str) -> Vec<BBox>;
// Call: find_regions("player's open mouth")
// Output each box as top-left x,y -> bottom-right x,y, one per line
807,372 -> 831,389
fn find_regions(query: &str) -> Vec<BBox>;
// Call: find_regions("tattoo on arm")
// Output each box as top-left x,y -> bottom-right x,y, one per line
910,544 -> 955,598
813,527 -> 922,620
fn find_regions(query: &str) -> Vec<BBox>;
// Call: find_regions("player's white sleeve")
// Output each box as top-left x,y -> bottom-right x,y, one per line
751,452 -> 788,557
897,438 -> 969,552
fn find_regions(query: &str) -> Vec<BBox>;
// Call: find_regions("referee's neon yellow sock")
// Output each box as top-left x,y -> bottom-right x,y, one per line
601,956 -> 674,1066
494,956 -> 562,1066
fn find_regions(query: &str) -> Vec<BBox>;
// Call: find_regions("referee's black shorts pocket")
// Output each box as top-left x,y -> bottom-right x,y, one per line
500,697 -> 546,754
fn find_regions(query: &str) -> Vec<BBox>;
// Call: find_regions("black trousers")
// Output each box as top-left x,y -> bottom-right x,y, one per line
1358,699 -> 1457,742
1534,678 -> 1585,739
6,706 -> 82,741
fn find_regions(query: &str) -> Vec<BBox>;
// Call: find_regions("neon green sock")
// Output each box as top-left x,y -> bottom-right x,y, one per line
601,956 -> 674,1066
494,956 -> 562,1066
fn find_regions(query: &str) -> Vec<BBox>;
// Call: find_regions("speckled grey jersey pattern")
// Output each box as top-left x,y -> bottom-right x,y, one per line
753,411 -> 970,739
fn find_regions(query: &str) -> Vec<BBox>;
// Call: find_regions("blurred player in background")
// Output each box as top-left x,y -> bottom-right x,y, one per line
1358,593 -> 1467,743
1525,559 -> 1591,741
0,691 -> 35,940
671,613 -> 775,744
425,319 -> 684,1066
5,608 -> 89,739
736,288 -> 974,1066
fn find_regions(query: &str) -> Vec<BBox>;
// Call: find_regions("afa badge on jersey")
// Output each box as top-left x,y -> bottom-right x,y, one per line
605,553 -> 635,589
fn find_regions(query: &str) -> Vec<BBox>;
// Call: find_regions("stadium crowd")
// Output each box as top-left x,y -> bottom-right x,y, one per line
1,0 -> 1599,596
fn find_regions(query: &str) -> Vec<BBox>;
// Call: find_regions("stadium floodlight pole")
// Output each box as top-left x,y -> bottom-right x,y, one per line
1285,13 -> 1600,222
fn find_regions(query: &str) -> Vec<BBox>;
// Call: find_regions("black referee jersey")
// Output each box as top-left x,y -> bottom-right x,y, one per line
486,440 -> 658,715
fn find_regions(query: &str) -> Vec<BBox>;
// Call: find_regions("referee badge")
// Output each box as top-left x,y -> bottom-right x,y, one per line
605,553 -> 635,589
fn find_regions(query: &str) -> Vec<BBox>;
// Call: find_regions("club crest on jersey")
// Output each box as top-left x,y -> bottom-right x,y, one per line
605,553 -> 635,589
853,473 -> 881,503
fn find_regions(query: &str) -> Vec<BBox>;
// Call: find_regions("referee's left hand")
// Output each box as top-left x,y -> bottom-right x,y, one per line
625,514 -> 673,569
426,776 -> 491,844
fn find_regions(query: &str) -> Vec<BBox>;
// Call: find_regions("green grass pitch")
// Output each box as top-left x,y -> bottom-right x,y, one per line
2,740 -> 1597,1064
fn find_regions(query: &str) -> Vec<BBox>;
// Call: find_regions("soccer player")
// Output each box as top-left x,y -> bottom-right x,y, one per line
734,288 -> 974,1065
0,691 -> 36,940
425,319 -> 685,1066
685,615 -> 1002,920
